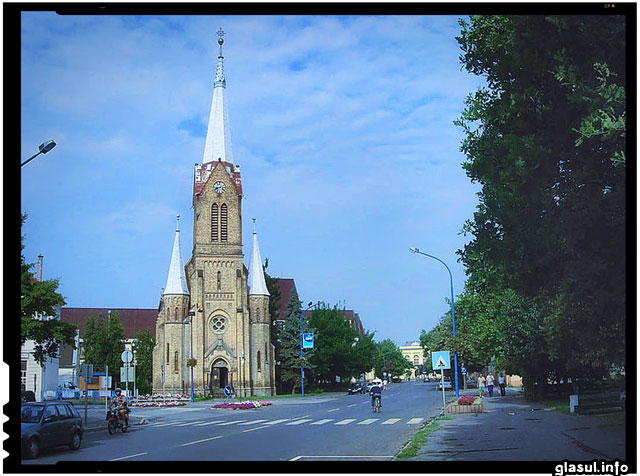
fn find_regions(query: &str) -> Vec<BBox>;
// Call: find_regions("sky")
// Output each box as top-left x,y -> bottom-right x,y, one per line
20,13 -> 487,347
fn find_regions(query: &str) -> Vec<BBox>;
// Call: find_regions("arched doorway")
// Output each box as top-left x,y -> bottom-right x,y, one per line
210,359 -> 230,397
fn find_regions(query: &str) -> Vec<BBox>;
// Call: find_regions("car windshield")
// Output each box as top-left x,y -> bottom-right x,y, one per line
21,405 -> 44,423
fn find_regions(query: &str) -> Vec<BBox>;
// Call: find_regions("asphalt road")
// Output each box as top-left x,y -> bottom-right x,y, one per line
22,380 -> 448,463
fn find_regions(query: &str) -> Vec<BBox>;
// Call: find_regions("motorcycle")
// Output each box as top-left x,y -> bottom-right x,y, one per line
106,407 -> 129,434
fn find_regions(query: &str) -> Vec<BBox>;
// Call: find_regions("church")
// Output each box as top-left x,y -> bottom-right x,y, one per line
152,30 -> 275,397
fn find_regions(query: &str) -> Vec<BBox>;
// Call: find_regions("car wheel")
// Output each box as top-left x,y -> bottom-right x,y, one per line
68,431 -> 82,450
25,437 -> 40,459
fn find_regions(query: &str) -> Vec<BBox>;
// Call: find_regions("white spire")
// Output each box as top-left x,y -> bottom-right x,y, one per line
164,215 -> 189,295
202,27 -> 234,165
248,218 -> 270,296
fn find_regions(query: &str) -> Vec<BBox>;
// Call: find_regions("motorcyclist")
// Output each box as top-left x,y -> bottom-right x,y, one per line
110,387 -> 129,429
369,382 -> 382,410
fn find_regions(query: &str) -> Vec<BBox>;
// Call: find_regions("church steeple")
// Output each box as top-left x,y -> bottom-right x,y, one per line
163,215 -> 189,295
248,219 -> 270,296
202,27 -> 233,165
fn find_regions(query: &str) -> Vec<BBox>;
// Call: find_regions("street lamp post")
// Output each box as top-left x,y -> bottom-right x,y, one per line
21,140 -> 56,167
410,247 -> 460,398
185,310 -> 195,402
300,302 -> 316,398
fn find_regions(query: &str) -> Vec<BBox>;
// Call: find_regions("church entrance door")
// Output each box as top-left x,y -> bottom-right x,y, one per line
210,359 -> 230,397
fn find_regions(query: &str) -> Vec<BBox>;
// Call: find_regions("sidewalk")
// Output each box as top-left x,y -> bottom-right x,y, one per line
410,388 -> 626,461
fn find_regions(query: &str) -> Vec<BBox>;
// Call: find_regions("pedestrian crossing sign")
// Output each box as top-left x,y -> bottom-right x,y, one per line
431,351 -> 451,370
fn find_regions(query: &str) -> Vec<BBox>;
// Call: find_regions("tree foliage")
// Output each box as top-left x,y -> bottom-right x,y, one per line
374,339 -> 412,379
277,289 -> 308,393
453,15 -> 626,393
134,329 -> 155,394
21,214 -> 77,365
81,311 -> 126,378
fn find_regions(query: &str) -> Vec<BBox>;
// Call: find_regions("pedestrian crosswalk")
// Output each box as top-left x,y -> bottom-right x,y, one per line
147,417 -> 424,429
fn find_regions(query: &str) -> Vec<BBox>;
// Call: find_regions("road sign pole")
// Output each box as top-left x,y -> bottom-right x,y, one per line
105,365 -> 108,415
441,369 -> 446,416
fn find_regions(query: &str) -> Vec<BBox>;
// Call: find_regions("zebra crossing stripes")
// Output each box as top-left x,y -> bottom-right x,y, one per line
407,418 -> 424,424
173,421 -> 204,427
286,419 -> 313,425
238,419 -> 268,426
335,419 -> 357,425
262,418 -> 290,425
192,420 -> 224,426
216,420 -> 246,426
382,418 -> 401,425
310,419 -> 334,425
357,419 -> 378,425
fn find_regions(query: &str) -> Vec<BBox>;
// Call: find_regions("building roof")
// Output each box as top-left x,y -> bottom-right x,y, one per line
163,215 -> 189,295
60,307 -> 157,339
202,30 -> 233,165
272,278 -> 297,321
247,220 -> 269,296
303,308 -> 365,334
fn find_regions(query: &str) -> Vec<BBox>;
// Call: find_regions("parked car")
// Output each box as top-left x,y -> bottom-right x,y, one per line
423,376 -> 430,383
347,383 -> 366,395
21,402 -> 83,459
437,380 -> 452,390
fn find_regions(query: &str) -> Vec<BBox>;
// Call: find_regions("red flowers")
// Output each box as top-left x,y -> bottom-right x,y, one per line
457,395 -> 476,405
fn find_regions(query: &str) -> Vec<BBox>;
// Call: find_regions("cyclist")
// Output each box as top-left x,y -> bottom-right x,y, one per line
369,381 -> 382,410
110,387 -> 129,429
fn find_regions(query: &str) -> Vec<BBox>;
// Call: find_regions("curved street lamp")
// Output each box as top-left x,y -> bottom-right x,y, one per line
21,140 -> 57,167
184,310 -> 196,402
410,247 -> 460,398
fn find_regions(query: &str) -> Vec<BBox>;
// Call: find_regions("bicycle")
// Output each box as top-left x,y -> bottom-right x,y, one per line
372,395 -> 381,413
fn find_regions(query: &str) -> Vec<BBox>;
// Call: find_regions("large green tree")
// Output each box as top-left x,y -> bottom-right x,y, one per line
374,339 -> 412,380
277,290 -> 311,393
454,15 -> 626,391
21,214 -> 77,365
81,311 -> 126,380
134,329 -> 155,395
262,258 -> 282,391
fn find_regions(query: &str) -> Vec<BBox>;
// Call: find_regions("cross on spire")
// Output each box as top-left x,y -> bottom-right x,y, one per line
217,27 -> 225,57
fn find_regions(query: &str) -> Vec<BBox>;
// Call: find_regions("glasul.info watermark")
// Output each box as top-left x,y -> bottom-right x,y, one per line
554,460 -> 628,476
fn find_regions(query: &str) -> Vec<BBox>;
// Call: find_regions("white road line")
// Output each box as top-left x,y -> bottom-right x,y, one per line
347,404 -> 357,407
357,419 -> 378,425
109,452 -> 147,461
242,425 -> 270,433
327,408 -> 340,413
215,420 -> 246,426
238,419 -> 268,426
179,435 -> 222,447
335,419 -> 356,425
310,419 -> 334,425
152,421 -> 185,427
382,418 -> 401,425
407,418 -> 424,424
173,421 -> 202,427
192,420 -> 225,426
262,419 -> 289,425
286,419 -> 312,425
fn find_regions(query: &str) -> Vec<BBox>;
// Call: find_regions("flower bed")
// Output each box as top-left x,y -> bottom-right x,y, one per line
447,396 -> 483,414
211,400 -> 272,410
130,401 -> 187,408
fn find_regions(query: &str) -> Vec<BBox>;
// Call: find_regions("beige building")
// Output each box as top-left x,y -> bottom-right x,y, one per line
152,30 -> 275,398
399,341 -> 426,380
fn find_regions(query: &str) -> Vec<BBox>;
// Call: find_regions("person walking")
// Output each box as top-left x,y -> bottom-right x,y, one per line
498,372 -> 506,396
477,373 -> 486,398
487,372 -> 495,397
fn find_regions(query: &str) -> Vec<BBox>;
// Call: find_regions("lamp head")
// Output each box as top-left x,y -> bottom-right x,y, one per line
409,247 -> 419,254
39,140 -> 56,154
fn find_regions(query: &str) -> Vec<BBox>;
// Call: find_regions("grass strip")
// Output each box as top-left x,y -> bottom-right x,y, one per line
394,416 -> 451,460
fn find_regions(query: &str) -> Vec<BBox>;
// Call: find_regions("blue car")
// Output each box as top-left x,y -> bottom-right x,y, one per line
21,402 -> 83,459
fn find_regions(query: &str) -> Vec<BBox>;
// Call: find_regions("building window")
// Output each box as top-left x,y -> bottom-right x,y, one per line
257,351 -> 261,371
21,360 -> 27,391
220,204 -> 228,242
174,351 -> 179,373
217,271 -> 221,292
175,307 -> 179,320
211,204 -> 219,242
264,343 -> 268,364
166,343 -> 170,364
413,356 -> 419,366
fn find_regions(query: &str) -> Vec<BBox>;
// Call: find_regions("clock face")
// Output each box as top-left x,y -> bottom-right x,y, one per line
213,181 -> 225,194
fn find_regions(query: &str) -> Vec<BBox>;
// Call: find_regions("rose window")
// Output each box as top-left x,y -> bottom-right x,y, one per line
210,316 -> 227,334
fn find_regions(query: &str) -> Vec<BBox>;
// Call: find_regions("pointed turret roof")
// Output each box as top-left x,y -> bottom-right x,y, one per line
164,215 -> 189,295
248,219 -> 270,296
202,27 -> 233,165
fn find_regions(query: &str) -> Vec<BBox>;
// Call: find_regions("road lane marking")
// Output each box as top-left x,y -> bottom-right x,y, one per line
242,425 -> 270,432
173,421 -> 203,427
152,421 -> 185,427
215,420 -> 246,426
407,418 -> 424,424
109,452 -> 147,461
286,419 -> 312,425
262,419 -> 289,425
238,419 -> 268,426
382,418 -> 401,425
357,419 -> 378,425
335,419 -> 356,425
192,420 -> 225,426
327,408 -> 340,412
347,404 -> 357,407
179,435 -> 222,447
310,419 -> 334,425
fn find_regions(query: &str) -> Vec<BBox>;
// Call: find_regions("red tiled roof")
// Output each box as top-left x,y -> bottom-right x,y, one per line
61,307 -> 157,339
273,278 -> 297,321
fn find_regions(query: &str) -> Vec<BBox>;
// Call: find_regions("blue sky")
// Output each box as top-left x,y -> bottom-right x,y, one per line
20,14 -> 486,346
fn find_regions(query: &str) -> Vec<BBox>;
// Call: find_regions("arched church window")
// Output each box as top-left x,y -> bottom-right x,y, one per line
264,343 -> 268,364
217,271 -> 221,291
166,343 -> 170,364
211,204 -> 219,242
174,351 -> 179,373
209,316 -> 227,334
175,307 -> 179,320
220,204 -> 228,242
257,351 -> 261,371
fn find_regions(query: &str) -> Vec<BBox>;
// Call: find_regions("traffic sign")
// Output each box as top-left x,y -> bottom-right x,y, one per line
120,366 -> 135,382
461,366 -> 467,374
303,333 -> 314,349
431,351 -> 451,370
224,385 -> 232,397
81,364 -> 93,379
121,350 -> 133,363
